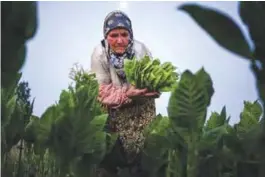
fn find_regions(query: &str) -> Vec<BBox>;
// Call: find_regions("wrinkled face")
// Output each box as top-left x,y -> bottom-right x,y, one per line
106,28 -> 130,54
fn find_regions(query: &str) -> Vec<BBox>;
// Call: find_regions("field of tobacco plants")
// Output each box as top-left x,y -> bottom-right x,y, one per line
1,1 -> 265,177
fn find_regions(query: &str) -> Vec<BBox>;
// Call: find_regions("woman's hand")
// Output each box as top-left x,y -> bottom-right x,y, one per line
98,84 -> 130,108
144,91 -> 161,98
98,84 -> 161,109
126,85 -> 161,99
125,85 -> 147,98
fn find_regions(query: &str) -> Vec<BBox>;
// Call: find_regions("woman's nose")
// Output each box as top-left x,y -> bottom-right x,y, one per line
116,36 -> 123,43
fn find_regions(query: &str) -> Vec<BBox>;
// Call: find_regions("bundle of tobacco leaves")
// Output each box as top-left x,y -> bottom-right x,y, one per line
124,55 -> 179,92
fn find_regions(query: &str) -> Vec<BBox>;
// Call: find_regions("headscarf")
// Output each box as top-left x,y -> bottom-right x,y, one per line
102,10 -> 135,80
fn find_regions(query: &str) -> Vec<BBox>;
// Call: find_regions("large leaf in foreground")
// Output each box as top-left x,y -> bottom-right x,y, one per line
1,2 -> 38,89
167,68 -> 213,132
178,4 -> 252,59
239,1 -> 265,61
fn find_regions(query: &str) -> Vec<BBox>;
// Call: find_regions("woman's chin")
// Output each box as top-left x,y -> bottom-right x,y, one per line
114,49 -> 126,55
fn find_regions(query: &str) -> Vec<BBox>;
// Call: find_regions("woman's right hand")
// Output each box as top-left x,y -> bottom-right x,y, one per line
98,84 -> 129,108
125,85 -> 148,98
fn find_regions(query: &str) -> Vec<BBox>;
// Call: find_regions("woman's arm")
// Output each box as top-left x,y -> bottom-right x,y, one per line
90,47 -> 111,85
91,46 -> 147,108
91,46 -> 124,108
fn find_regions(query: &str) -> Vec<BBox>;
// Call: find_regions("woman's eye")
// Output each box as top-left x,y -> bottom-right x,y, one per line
110,33 -> 119,38
121,33 -> 129,37
109,32 -> 129,38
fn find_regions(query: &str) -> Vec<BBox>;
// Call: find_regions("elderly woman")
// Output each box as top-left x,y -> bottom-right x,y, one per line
90,10 -> 159,176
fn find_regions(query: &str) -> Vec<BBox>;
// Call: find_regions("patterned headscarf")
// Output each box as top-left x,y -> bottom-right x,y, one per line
103,10 -> 135,80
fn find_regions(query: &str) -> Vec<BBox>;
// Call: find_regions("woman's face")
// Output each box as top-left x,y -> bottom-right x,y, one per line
106,28 -> 130,54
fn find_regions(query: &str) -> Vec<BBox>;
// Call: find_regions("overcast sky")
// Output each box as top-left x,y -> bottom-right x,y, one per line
21,1 -> 258,124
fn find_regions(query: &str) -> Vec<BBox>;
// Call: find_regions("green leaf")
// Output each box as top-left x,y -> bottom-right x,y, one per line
168,69 -> 212,132
144,114 -> 170,136
88,114 -> 108,134
205,106 -> 228,131
201,125 -> 228,146
3,101 -> 25,151
25,2 -> 38,39
236,100 -> 263,135
44,68 -> 107,164
195,67 -> 214,106
1,2 -> 38,89
1,90 -> 17,127
142,115 -> 173,173
239,2 -> 265,61
179,4 -> 252,59
37,105 -> 60,147
24,115 -> 40,144
124,56 -> 179,92
205,112 -> 222,130
223,129 -> 245,159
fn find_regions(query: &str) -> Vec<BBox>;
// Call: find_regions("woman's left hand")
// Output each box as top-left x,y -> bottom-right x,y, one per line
144,91 -> 161,98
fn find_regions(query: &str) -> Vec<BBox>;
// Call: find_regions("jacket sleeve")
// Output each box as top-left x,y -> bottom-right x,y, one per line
142,43 -> 153,59
90,46 -> 111,84
134,40 -> 153,59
